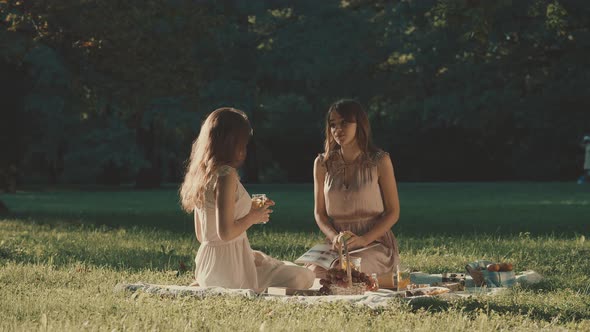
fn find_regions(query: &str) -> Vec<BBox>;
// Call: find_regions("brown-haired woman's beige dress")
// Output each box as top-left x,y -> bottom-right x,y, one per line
193,166 -> 314,292
312,150 -> 400,277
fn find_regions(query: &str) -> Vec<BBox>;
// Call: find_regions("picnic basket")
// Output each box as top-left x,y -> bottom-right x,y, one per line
465,260 -> 516,287
323,236 -> 370,295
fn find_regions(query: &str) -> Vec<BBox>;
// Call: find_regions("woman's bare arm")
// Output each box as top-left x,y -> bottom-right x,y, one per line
314,156 -> 339,245
215,171 -> 263,241
194,211 -> 202,242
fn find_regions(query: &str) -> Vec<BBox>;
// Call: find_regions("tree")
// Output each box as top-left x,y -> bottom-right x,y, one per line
1,0 -> 589,183
0,200 -> 9,215
0,59 -> 29,191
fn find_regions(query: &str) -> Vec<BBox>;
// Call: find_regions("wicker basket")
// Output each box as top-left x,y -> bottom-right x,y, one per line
329,283 -> 367,295
465,264 -> 486,287
326,237 -> 367,295
466,260 -> 516,287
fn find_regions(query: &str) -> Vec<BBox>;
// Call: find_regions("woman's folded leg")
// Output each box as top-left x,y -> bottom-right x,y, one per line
253,251 -> 315,289
264,262 -> 315,289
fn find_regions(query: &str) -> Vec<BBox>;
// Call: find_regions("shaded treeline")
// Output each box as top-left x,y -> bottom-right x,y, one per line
1,0 -> 589,190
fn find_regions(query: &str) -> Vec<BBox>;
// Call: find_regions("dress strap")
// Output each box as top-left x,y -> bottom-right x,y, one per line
319,151 -> 343,172
317,153 -> 327,169
363,150 -> 389,167
217,165 -> 235,177
372,150 -> 389,163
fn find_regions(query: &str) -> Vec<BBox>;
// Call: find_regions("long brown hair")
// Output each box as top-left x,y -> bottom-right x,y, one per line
323,99 -> 377,161
179,108 -> 251,212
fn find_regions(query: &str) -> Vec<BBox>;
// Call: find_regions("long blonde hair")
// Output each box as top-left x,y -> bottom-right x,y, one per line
180,108 -> 251,212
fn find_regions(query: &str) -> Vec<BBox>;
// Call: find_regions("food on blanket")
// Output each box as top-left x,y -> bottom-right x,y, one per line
406,283 -> 431,290
397,278 -> 411,290
341,256 -> 361,271
318,267 -> 377,295
433,282 -> 464,292
465,264 -> 486,286
485,262 -> 513,272
397,268 -> 411,290
467,260 -> 516,287
376,271 -> 395,288
442,273 -> 466,282
486,263 -> 500,272
405,287 -> 450,297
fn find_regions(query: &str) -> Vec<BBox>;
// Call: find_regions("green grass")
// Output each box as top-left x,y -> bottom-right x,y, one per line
3,182 -> 589,234
1,182 -> 590,331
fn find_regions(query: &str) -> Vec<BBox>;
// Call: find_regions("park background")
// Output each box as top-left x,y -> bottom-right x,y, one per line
1,0 -> 589,190
1,1 -> 590,331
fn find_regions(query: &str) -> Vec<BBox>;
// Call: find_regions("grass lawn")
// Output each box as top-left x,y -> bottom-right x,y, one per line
1,182 -> 589,331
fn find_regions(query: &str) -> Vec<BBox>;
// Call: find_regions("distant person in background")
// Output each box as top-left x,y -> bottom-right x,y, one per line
579,135 -> 590,184
309,99 -> 400,278
179,107 -> 314,292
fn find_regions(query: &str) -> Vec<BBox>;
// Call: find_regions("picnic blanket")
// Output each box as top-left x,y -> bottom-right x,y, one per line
411,270 -> 543,287
114,270 -> 542,309
113,282 -> 258,299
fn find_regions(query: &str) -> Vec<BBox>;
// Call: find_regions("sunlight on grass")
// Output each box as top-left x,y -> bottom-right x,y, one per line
529,200 -> 590,206
1,217 -> 590,330
1,183 -> 589,330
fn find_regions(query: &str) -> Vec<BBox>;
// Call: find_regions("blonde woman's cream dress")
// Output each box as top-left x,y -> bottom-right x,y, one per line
193,165 -> 314,292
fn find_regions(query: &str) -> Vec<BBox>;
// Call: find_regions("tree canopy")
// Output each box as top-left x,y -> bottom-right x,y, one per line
1,0 -> 589,188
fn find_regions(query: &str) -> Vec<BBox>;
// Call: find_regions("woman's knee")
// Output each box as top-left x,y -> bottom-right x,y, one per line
307,264 -> 327,279
296,267 -> 315,288
289,267 -> 315,289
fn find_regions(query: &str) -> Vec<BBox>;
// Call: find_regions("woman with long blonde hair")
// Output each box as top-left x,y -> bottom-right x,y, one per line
310,100 -> 400,278
180,107 -> 314,292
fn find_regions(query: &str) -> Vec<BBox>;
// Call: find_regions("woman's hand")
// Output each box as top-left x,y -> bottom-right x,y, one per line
346,233 -> 369,250
248,199 -> 274,225
331,231 -> 367,250
331,234 -> 341,250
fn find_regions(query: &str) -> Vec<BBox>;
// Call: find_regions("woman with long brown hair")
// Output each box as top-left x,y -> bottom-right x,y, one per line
180,107 -> 314,292
310,99 -> 400,278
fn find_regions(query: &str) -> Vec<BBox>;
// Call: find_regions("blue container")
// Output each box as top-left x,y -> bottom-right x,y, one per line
482,270 -> 516,287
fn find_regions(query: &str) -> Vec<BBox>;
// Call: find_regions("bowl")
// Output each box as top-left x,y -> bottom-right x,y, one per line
482,270 -> 516,287
466,260 -> 516,288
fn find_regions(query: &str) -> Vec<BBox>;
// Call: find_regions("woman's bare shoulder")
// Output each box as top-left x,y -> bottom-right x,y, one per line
373,149 -> 390,162
217,165 -> 237,177
315,153 -> 329,167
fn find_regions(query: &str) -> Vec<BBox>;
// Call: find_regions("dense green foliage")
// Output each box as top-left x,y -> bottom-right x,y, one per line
1,0 -> 589,187
1,183 -> 589,330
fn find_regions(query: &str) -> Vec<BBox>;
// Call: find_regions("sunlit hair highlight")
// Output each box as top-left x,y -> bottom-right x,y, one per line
323,99 -> 377,162
180,108 -> 251,212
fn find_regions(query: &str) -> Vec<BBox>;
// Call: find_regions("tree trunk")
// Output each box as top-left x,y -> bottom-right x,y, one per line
0,200 -> 9,215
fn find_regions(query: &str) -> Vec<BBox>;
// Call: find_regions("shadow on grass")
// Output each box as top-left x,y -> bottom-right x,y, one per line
405,293 -> 590,323
6,210 -> 323,234
396,222 -> 590,237
7,210 -> 589,237
0,242 -> 195,273
7,211 -> 195,234
250,243 -> 312,261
